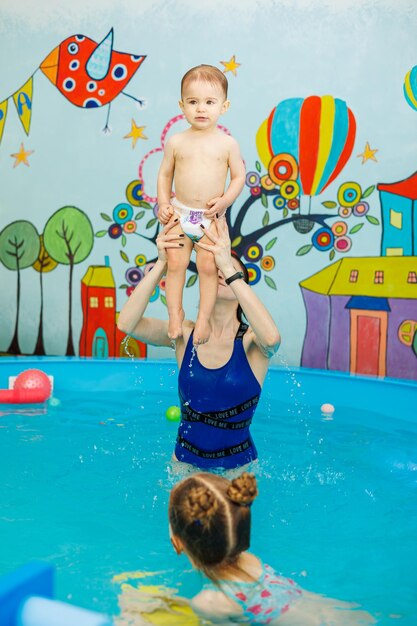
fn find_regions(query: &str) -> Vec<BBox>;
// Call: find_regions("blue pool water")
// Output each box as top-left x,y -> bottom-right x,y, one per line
0,358 -> 416,624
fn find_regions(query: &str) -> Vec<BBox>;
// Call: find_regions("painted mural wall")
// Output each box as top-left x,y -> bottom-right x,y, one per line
0,0 -> 416,379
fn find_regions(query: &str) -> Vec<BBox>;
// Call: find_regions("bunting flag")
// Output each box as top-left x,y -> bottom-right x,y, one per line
0,100 -> 8,144
12,76 -> 33,135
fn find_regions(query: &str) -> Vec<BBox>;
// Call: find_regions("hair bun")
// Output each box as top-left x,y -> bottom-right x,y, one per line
186,486 -> 218,526
227,472 -> 258,506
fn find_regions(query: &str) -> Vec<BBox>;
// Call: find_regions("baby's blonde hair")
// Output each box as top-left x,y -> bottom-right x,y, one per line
181,64 -> 228,98
169,472 -> 258,582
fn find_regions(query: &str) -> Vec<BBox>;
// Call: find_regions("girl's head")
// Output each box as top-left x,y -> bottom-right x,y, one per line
169,472 -> 258,580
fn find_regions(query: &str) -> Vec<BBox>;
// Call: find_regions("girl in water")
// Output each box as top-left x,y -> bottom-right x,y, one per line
169,471 -> 376,625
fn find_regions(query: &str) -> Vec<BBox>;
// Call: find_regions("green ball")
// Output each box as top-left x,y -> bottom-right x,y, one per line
165,405 -> 181,422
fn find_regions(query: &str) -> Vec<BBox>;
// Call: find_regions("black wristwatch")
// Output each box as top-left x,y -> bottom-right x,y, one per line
225,271 -> 244,285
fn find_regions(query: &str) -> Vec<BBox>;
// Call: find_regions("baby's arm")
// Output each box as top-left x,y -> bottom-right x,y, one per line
191,589 -> 243,624
206,137 -> 246,218
157,137 -> 176,224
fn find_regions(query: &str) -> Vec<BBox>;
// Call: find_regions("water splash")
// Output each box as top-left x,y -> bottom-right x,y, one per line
188,345 -> 196,377
122,335 -> 135,359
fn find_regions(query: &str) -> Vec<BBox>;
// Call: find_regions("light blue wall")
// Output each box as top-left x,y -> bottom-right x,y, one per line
0,0 -> 416,363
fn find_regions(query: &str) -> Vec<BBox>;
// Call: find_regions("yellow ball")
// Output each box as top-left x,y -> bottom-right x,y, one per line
166,405 -> 181,422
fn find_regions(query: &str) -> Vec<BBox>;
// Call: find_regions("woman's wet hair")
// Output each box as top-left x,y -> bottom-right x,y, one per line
231,254 -> 249,323
169,472 -> 258,582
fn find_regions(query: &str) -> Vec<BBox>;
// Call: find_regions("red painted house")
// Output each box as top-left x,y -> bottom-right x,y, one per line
79,261 -> 146,358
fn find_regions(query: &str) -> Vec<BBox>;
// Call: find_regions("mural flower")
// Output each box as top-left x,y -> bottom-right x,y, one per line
244,243 -> 263,262
337,182 -> 362,207
109,224 -> 123,239
353,201 -> 370,217
333,235 -> 352,253
312,228 -> 335,251
246,172 -> 260,187
125,267 -> 143,286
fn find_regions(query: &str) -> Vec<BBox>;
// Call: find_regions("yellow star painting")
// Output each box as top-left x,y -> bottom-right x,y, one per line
220,55 -> 241,76
10,143 -> 34,167
357,142 -> 378,164
124,119 -> 148,149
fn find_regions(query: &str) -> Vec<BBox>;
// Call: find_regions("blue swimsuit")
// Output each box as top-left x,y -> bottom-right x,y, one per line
174,322 -> 261,469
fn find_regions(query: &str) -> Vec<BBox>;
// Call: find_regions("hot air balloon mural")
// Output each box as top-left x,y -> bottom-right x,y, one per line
256,95 -> 356,198
403,65 -> 417,112
0,28 -> 146,143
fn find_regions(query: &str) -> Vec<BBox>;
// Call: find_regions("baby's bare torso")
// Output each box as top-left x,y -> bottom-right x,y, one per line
173,129 -> 230,209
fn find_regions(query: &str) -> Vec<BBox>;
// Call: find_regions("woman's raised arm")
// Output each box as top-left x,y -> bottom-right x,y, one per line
117,219 -> 183,346
196,217 -> 281,357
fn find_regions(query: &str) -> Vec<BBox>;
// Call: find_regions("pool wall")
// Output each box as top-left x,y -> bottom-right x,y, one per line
0,357 -> 415,422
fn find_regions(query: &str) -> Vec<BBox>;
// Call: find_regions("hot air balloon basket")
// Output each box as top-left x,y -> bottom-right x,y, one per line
293,218 -> 315,234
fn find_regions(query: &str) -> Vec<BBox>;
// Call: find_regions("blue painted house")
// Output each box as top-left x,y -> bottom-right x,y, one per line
378,171 -> 417,256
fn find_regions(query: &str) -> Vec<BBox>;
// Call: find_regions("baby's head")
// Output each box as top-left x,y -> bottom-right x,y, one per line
181,64 -> 228,101
180,65 -> 230,127
169,472 -> 258,580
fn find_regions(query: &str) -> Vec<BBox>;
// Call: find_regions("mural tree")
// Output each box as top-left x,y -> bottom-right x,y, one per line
32,235 -> 58,355
96,97 -> 380,300
0,221 -> 40,354
44,207 -> 94,355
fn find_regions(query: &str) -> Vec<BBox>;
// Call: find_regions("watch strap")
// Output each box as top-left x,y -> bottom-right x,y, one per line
225,271 -> 244,285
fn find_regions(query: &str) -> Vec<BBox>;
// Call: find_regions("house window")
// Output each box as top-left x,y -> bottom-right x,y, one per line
374,271 -> 384,284
407,271 -> 417,284
104,296 -> 114,308
90,297 -> 99,308
389,208 -> 402,230
398,320 -> 417,346
349,270 -> 358,283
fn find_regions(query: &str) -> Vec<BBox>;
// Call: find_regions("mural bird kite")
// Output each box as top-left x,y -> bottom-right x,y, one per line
39,28 -> 146,130
0,29 -> 146,143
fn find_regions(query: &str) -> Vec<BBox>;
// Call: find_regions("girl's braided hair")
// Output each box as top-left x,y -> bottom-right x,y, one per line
169,472 -> 258,580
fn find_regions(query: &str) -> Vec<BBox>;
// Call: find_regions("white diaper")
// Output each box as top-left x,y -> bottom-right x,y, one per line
172,198 -> 212,242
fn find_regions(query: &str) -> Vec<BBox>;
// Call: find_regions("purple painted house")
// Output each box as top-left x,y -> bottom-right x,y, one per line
300,256 -> 417,380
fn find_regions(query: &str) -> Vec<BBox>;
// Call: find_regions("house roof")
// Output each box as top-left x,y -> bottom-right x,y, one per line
300,256 -> 417,298
81,265 -> 115,288
377,171 -> 417,200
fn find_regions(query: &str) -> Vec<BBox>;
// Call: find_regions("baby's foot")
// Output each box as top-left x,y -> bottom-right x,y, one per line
168,309 -> 185,340
193,316 -> 211,346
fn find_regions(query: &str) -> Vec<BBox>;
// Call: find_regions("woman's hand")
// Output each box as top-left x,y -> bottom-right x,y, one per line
156,217 -> 183,263
195,216 -> 235,274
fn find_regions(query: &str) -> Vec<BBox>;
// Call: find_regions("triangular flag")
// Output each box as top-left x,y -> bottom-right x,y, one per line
0,99 -> 8,144
13,76 -> 33,135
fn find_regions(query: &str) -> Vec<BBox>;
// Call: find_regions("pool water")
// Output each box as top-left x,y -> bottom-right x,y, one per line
0,360 -> 416,625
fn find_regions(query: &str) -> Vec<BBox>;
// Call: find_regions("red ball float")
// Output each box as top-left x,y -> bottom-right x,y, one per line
0,369 -> 52,404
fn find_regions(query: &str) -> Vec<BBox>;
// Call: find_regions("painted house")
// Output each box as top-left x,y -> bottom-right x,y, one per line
79,261 -> 146,358
378,171 -> 417,256
300,256 -> 417,380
